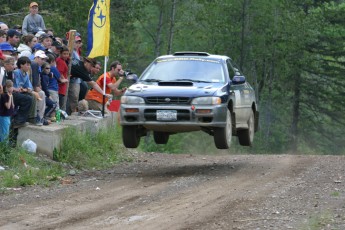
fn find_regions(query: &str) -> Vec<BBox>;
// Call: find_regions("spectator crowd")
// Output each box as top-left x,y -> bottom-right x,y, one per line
0,2 -> 127,145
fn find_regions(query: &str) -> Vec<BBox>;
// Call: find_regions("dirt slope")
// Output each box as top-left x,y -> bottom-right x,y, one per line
1,153 -> 345,230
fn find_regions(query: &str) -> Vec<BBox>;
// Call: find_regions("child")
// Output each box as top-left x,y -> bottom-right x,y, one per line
0,80 -> 15,142
40,62 -> 57,122
56,46 -> 69,110
46,53 -> 67,110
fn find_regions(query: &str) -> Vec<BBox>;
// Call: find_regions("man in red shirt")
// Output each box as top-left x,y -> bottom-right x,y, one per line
85,61 -> 126,114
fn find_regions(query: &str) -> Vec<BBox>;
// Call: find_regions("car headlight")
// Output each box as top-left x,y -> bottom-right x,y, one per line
121,96 -> 145,104
191,97 -> 221,105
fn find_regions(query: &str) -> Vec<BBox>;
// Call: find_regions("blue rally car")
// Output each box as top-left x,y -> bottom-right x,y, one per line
120,52 -> 259,149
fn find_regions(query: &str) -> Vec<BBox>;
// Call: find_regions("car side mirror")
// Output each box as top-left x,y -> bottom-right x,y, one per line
232,75 -> 246,85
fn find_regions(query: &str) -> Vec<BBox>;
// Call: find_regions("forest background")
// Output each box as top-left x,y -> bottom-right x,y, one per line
1,0 -> 344,155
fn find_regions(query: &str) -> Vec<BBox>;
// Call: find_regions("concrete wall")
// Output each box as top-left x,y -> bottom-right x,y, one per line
17,112 -> 118,159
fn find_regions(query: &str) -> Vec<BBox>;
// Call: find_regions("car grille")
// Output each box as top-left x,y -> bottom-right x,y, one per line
146,97 -> 190,104
144,109 -> 190,121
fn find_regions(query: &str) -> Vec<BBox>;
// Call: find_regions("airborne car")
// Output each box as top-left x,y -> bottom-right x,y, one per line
120,52 -> 259,149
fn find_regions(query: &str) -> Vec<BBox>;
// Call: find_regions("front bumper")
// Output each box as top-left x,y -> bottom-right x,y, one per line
120,104 -> 228,132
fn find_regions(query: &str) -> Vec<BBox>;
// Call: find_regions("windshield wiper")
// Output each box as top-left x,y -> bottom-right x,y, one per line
173,79 -> 211,83
142,78 -> 161,82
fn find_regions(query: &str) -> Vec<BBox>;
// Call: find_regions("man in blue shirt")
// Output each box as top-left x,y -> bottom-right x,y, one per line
10,56 -> 33,128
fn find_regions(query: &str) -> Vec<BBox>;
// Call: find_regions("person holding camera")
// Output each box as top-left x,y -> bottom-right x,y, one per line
84,60 -> 126,114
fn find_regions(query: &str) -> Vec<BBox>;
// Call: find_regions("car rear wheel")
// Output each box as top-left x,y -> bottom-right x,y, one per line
238,110 -> 254,146
122,125 -> 140,148
153,132 -> 170,144
214,110 -> 232,149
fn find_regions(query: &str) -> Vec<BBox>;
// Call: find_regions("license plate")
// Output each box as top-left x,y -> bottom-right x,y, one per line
156,110 -> 177,121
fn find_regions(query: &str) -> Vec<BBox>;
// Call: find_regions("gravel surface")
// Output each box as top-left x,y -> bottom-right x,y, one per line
1,153 -> 345,230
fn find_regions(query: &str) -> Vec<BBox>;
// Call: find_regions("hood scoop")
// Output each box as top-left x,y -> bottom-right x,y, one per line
158,81 -> 193,87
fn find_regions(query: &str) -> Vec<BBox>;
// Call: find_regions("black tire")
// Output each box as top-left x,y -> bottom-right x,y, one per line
153,132 -> 170,144
122,126 -> 140,148
214,110 -> 232,149
238,110 -> 254,146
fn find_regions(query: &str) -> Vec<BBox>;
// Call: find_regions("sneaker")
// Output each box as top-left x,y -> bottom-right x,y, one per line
42,118 -> 51,126
35,121 -> 43,126
35,116 -> 43,126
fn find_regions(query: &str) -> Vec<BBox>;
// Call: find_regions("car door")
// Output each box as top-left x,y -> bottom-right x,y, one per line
226,59 -> 252,125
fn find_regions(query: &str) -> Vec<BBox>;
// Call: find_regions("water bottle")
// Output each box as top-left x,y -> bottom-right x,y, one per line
108,94 -> 113,103
56,109 -> 61,123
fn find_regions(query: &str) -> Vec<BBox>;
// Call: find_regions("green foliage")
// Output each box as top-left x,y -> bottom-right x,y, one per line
0,143 -> 64,188
0,126 -> 130,189
301,211 -> 335,230
1,0 -> 345,154
55,126 -> 130,169
139,131 -> 221,154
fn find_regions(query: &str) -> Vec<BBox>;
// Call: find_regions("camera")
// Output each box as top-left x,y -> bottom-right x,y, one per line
122,69 -> 138,83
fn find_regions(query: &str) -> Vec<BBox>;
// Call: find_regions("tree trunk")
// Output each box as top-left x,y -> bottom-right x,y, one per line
239,0 -> 250,70
290,73 -> 301,152
154,5 -> 164,57
167,0 -> 177,54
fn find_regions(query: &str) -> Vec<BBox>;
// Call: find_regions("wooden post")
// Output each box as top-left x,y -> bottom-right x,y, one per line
62,30 -> 76,111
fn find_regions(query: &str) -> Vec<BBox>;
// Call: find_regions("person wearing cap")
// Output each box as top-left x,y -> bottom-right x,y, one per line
29,50 -> 49,125
6,29 -> 21,49
17,34 -> 37,58
12,25 -> 22,34
67,57 -> 111,115
0,50 -> 5,62
22,2 -> 46,35
66,35 -> 83,113
34,30 -> 45,38
46,53 -> 67,110
7,29 -> 21,43
0,42 -> 14,56
50,40 -> 62,57
39,33 -> 52,50
72,36 -> 82,60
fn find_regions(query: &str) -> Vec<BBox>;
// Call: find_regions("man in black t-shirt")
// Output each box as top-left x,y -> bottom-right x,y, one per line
67,57 -> 108,114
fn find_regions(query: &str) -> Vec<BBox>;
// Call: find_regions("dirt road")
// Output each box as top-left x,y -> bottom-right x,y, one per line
1,153 -> 345,230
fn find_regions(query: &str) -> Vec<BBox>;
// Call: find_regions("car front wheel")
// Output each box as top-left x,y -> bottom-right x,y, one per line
122,125 -> 140,148
214,110 -> 232,149
238,110 -> 254,146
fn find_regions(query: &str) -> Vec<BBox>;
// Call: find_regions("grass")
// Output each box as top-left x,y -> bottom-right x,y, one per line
0,125 -> 131,191
300,211 -> 340,230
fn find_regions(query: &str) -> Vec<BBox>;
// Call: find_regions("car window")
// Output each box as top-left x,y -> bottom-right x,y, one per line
141,58 -> 225,83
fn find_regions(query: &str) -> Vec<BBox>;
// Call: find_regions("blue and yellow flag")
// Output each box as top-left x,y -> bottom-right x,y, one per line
87,0 -> 110,58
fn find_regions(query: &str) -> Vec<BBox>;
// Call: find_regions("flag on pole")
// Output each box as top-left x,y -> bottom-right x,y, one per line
87,0 -> 110,58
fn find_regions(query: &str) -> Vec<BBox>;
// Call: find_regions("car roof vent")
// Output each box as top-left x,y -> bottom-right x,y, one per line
173,52 -> 210,56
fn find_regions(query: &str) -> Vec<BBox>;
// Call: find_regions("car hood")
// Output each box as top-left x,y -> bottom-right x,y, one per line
125,82 -> 226,97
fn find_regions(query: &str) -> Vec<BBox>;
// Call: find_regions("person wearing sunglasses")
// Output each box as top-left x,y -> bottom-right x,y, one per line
85,60 -> 126,114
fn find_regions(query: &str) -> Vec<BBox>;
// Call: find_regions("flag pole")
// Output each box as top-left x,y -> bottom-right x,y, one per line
102,56 -> 109,117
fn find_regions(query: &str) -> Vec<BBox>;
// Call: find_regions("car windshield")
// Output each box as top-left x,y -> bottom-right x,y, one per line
140,58 -> 225,83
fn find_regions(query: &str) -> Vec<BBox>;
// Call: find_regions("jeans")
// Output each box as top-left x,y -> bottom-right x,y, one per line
0,116 -> 11,142
12,92 -> 32,124
67,82 -> 80,115
79,80 -> 88,101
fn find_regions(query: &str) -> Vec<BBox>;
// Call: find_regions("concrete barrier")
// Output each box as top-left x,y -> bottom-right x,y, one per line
17,112 -> 118,158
